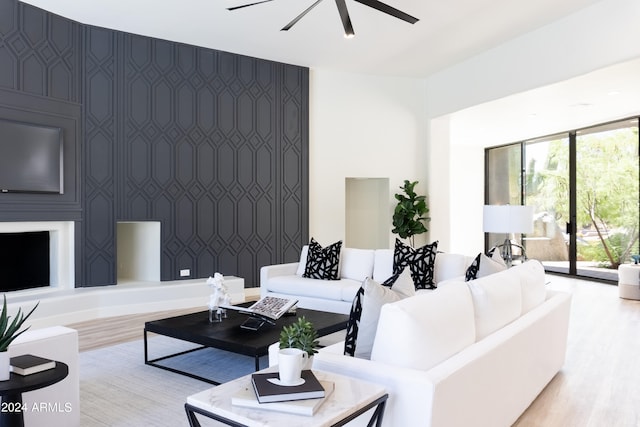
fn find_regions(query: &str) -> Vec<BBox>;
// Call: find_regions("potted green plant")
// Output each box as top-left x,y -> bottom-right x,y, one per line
0,295 -> 39,380
279,316 -> 319,358
392,180 -> 430,247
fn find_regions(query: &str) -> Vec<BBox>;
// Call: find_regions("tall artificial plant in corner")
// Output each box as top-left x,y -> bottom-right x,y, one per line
0,295 -> 39,380
392,180 -> 430,248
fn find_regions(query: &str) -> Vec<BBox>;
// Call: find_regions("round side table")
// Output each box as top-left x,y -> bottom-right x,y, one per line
618,264 -> 640,300
0,361 -> 68,427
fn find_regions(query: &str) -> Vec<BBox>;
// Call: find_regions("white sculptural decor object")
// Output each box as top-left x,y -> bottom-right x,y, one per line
207,273 -> 231,323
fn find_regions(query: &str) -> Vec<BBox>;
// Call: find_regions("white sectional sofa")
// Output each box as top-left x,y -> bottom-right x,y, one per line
260,246 -> 473,314
8,326 -> 80,427
310,261 -> 572,427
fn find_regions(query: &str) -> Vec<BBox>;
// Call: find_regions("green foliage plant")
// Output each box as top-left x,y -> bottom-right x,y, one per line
0,295 -> 39,352
279,316 -> 319,357
392,180 -> 430,247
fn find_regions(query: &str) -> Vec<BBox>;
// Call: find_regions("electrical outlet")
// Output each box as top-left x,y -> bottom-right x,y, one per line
180,269 -> 190,277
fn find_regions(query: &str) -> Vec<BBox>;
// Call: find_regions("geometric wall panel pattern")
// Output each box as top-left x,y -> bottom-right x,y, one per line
0,0 -> 80,102
1,0 -> 309,287
112,36 -> 309,286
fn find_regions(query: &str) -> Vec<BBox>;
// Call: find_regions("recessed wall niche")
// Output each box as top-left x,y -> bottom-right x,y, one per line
345,178 -> 390,249
116,221 -> 161,283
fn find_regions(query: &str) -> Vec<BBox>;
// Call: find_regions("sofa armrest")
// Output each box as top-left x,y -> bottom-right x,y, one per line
313,347 -> 436,427
260,262 -> 299,297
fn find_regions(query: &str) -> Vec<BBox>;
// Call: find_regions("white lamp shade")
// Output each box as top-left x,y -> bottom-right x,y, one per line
483,205 -> 534,234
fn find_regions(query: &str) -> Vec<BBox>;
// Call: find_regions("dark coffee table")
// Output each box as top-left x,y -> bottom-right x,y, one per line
144,304 -> 348,385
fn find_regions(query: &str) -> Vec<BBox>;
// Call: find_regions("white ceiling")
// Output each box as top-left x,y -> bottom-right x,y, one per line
20,0 -> 603,77
19,0 -> 640,145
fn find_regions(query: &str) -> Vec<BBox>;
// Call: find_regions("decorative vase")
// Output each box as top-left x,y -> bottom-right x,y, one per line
0,351 -> 10,381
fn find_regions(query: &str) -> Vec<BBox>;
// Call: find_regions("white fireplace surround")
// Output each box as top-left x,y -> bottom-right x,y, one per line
0,221 -> 75,290
1,220 -> 253,329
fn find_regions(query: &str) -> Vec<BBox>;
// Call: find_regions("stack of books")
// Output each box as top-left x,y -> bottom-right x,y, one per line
232,370 -> 334,416
10,354 -> 56,376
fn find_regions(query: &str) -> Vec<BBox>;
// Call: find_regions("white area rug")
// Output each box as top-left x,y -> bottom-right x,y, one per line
80,335 -> 267,426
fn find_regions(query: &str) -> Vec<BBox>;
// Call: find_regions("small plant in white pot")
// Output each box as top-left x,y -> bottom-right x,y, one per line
279,316 -> 319,369
0,295 -> 39,380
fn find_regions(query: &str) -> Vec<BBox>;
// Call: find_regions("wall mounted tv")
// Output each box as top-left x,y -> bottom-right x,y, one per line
0,118 -> 63,194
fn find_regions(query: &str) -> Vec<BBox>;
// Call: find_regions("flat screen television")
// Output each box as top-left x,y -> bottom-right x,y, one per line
0,118 -> 63,194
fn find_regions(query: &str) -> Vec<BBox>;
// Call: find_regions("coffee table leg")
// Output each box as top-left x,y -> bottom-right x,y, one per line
254,355 -> 260,371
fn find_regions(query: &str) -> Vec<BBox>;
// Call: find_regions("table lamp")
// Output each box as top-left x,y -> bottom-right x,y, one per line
483,205 -> 534,266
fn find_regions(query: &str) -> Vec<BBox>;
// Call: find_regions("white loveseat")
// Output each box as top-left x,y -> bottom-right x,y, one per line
260,246 -> 473,314
8,326 -> 80,427
310,261 -> 572,427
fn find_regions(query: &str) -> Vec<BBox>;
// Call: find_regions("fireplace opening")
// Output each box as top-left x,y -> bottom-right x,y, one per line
0,231 -> 50,292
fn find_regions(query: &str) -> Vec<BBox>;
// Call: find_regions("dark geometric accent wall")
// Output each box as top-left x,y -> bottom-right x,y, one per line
0,0 -> 309,288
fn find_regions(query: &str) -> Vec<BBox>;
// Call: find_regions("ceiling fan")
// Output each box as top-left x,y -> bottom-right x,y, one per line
227,0 -> 419,38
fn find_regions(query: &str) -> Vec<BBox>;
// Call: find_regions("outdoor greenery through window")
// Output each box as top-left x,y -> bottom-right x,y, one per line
485,118 -> 640,282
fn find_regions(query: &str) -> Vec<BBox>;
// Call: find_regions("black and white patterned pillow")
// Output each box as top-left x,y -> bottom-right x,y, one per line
303,238 -> 342,280
393,238 -> 439,289
343,286 -> 364,357
343,269 -> 408,357
465,251 -> 508,281
465,253 -> 481,281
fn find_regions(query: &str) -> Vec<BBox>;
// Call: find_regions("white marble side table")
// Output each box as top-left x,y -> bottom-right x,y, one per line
185,369 -> 388,427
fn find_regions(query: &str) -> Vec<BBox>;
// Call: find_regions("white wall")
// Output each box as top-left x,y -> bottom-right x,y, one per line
308,70 -> 429,249
426,0 -> 640,255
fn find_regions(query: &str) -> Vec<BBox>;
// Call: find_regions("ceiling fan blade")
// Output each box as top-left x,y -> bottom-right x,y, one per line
227,0 -> 275,11
334,0 -> 355,37
281,0 -> 324,31
353,0 -> 418,24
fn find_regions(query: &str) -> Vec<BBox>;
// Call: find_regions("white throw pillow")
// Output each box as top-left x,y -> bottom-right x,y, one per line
478,253 -> 507,277
370,281 -> 475,371
354,269 -> 414,359
340,248 -> 376,282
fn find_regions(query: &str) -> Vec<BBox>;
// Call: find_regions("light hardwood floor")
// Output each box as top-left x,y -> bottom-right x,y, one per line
69,277 -> 640,426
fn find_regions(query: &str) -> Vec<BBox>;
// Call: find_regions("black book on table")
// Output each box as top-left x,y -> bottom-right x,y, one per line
10,354 -> 56,376
251,370 -> 326,403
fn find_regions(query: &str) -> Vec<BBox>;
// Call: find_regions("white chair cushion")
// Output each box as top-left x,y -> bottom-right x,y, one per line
340,248 -> 375,281
370,281 -> 475,371
467,269 -> 522,340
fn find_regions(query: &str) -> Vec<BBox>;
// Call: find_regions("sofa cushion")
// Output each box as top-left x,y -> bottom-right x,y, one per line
266,275 -> 360,301
370,281 -> 475,370
434,252 -> 472,284
467,268 -> 523,340
340,248 -> 375,281
355,268 -> 415,359
303,238 -> 342,280
295,245 -> 310,276
393,238 -> 439,289
372,249 -> 393,282
517,260 -> 547,314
